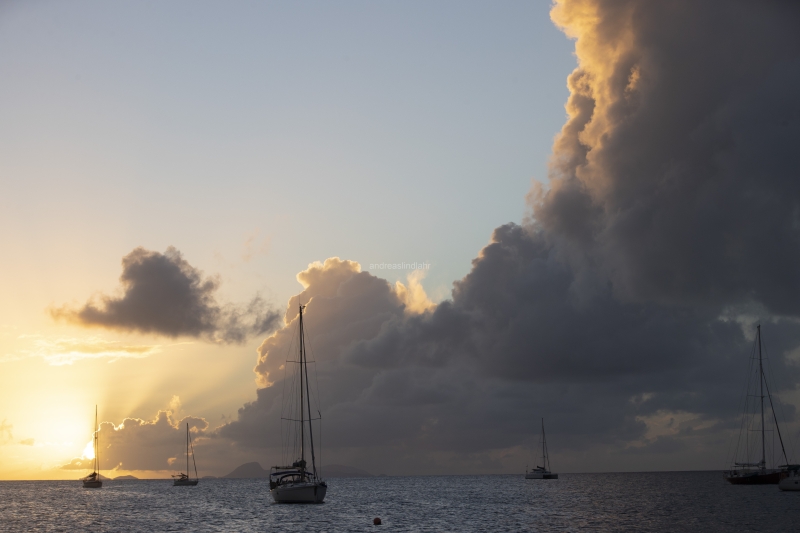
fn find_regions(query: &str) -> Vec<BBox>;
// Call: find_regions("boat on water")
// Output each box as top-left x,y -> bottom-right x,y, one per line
779,465 -> 800,491
172,422 -> 199,486
724,325 -> 790,485
82,406 -> 102,489
526,418 -> 558,480
269,304 -> 327,503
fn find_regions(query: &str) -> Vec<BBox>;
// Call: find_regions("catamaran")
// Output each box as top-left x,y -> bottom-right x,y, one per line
526,418 -> 558,480
724,325 -> 790,485
269,304 -> 327,503
82,406 -> 102,488
172,422 -> 199,486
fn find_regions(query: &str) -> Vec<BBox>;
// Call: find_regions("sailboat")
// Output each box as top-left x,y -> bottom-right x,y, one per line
779,465 -> 800,491
269,304 -> 327,503
525,418 -> 558,480
724,325 -> 789,485
172,422 -> 199,486
82,406 -> 102,488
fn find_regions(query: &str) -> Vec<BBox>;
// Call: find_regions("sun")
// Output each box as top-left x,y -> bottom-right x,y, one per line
81,439 -> 95,460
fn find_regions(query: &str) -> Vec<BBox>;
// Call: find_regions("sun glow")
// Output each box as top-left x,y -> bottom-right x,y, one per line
81,439 -> 94,460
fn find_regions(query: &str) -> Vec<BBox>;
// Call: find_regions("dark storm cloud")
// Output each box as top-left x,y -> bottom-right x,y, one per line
218,232 -> 800,474
218,0 -> 800,475
51,247 -> 280,343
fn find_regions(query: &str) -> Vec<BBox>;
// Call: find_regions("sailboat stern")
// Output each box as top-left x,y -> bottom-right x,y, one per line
82,473 -> 102,488
723,469 -> 785,485
269,466 -> 326,503
270,481 -> 327,503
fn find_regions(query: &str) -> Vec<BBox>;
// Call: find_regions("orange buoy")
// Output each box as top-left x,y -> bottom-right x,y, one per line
373,517 -> 382,525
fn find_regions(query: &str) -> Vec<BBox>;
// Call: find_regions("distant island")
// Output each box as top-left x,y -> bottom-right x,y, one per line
113,475 -> 139,480
223,462 -> 269,478
222,462 -> 374,478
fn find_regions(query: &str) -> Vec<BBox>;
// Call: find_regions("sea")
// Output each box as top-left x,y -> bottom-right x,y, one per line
1,471 -> 798,532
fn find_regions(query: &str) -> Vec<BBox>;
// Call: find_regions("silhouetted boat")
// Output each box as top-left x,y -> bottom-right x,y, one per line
270,304 -> 327,503
724,325 -> 789,485
82,406 -> 102,488
172,422 -> 199,486
526,418 -> 558,480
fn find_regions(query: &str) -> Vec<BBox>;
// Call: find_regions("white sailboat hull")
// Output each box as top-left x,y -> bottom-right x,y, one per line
779,472 -> 800,491
270,481 -> 327,503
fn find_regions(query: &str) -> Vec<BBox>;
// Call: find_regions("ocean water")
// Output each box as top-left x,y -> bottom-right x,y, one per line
1,471 -> 799,532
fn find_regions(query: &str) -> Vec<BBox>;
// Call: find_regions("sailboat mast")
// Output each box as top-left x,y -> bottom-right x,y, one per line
305,330 -> 317,477
189,429 -> 198,480
758,325 -> 766,469
186,423 -> 189,477
541,418 -> 546,470
763,370 -> 790,465
95,405 -> 98,475
299,305 -> 305,469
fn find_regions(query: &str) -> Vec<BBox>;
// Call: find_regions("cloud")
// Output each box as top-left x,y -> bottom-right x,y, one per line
541,0 -> 800,314
220,250 -> 799,474
168,395 -> 182,415
60,457 -> 92,471
8,334 -> 168,366
60,409 -> 210,473
217,0 -> 800,474
99,412 -> 209,472
51,246 -> 280,343
19,438 -> 34,446
252,257 -> 423,388
0,419 -> 12,445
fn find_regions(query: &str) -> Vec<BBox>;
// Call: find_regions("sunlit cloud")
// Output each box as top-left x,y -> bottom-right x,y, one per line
395,270 -> 436,315
168,395 -> 182,416
0,419 -> 12,444
0,324 -> 19,338
627,410 -> 721,452
60,457 -> 93,471
4,334 -> 186,366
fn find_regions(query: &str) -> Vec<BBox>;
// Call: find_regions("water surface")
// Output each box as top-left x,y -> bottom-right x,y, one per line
1,471 -> 798,532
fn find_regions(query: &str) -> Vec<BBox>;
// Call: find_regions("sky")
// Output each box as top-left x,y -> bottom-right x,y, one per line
2,0 -> 800,480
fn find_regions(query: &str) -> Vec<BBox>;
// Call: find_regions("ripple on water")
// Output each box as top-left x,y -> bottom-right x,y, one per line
1,472 -> 799,532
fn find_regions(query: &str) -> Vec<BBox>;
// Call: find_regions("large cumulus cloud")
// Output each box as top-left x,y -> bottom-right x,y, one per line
219,256 -> 800,474
52,246 -> 280,343
540,0 -> 800,313
213,0 -> 800,475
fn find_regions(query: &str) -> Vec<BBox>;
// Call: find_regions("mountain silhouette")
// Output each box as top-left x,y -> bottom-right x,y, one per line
223,462 -> 269,478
